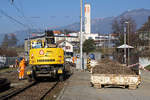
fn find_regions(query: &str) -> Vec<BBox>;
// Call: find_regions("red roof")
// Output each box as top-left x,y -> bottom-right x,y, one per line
53,31 -> 61,34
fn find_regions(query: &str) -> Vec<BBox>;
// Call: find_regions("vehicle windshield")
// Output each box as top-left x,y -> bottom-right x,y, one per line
31,41 -> 42,48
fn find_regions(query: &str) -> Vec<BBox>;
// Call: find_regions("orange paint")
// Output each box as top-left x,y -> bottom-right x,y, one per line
19,58 -> 26,79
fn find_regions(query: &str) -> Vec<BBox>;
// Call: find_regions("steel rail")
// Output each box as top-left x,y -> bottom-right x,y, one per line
0,82 -> 37,100
40,81 -> 59,100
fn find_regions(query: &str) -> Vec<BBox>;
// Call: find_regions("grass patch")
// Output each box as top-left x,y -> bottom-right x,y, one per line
145,65 -> 150,71
0,66 -> 9,71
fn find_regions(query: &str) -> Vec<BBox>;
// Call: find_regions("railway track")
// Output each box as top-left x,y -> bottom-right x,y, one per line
0,80 -> 59,100
0,81 -> 37,100
0,63 -> 73,100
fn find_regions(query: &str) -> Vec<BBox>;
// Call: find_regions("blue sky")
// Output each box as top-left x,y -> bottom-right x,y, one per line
0,0 -> 150,33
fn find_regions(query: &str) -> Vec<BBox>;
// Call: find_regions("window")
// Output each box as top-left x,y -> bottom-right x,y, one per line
31,40 -> 42,49
88,37 -> 92,39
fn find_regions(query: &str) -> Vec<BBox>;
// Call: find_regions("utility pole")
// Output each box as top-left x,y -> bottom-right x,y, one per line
127,22 -> 130,65
11,0 -> 14,4
64,31 -> 67,67
125,21 -> 129,65
80,0 -> 83,70
124,25 -> 127,65
109,34 -> 111,48
27,29 -> 30,58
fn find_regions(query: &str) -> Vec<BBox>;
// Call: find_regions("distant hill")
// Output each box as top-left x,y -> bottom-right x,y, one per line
0,8 -> 150,44
58,8 -> 150,33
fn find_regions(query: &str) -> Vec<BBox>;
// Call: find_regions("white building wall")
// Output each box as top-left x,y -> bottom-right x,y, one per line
55,36 -> 79,43
58,41 -> 73,52
84,33 -> 98,40
85,4 -> 91,34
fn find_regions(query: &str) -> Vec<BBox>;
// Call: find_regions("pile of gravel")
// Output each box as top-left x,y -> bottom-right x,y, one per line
92,59 -> 136,75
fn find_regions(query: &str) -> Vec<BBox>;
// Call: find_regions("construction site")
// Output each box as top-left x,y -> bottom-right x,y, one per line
0,0 -> 150,100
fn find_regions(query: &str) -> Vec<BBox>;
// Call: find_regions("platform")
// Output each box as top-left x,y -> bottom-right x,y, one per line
57,70 -> 101,100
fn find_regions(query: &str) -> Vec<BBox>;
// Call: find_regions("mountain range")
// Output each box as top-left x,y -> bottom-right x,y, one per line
59,8 -> 150,33
0,8 -> 150,45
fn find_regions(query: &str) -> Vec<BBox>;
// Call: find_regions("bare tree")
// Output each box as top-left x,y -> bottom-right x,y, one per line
9,33 -> 18,47
112,19 -> 121,34
112,17 -> 138,47
1,34 -> 9,48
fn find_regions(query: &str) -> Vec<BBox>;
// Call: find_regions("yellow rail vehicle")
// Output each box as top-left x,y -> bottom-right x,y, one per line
27,31 -> 65,81
30,48 -> 64,65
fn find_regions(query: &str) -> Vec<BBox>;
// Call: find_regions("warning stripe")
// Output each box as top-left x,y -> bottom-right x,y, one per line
127,63 -> 139,68
128,63 -> 149,71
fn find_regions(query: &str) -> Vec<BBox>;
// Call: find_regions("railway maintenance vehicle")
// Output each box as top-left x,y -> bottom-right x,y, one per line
26,30 -> 65,81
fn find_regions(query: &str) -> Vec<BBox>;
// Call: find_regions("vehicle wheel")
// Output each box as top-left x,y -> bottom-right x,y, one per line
59,75 -> 64,82
32,71 -> 39,82
27,75 -> 33,82
32,74 -> 39,81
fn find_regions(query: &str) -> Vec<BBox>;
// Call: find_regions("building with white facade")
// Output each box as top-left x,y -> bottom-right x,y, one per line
84,33 -> 98,40
58,41 -> 73,53
24,35 -> 79,54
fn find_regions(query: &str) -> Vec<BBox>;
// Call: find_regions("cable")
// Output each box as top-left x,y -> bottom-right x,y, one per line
11,0 -> 30,25
11,0 -> 42,33
18,0 -> 25,17
0,9 -> 30,28
12,3 -> 25,18
9,0 -> 34,30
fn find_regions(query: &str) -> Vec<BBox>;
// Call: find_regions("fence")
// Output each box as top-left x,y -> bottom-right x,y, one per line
0,56 -> 17,68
